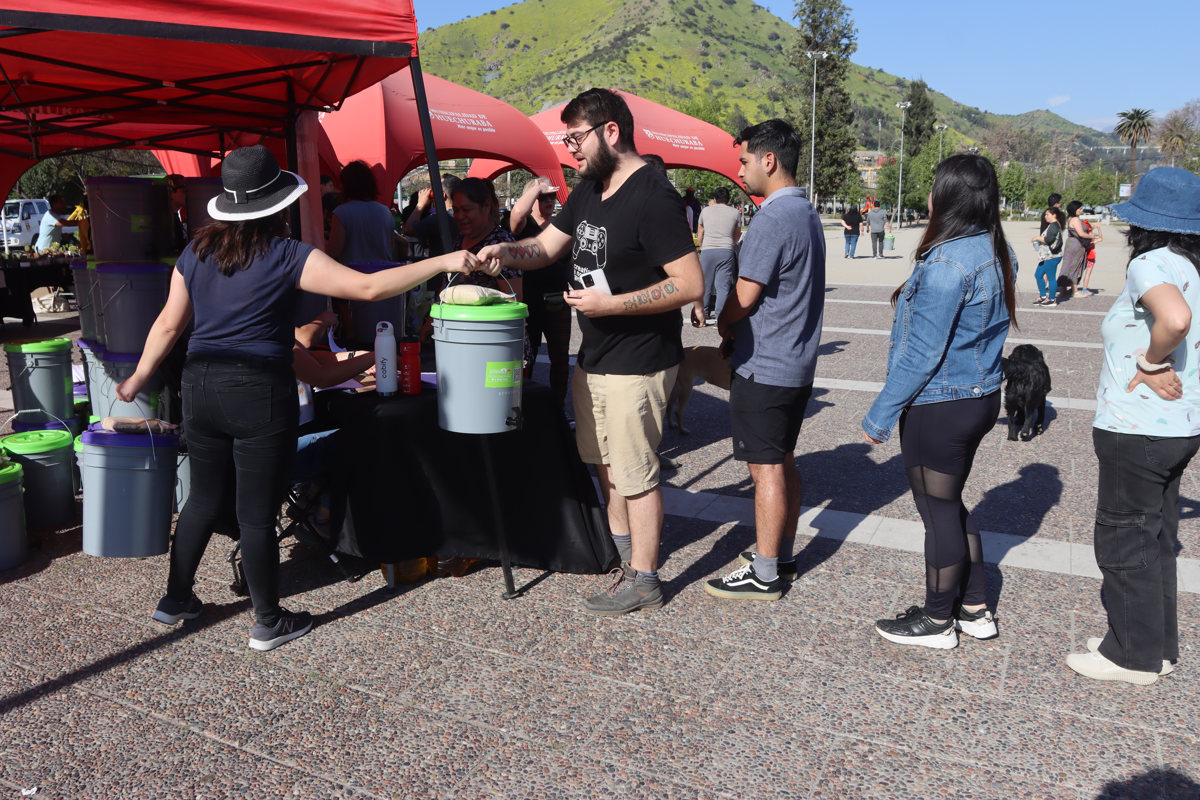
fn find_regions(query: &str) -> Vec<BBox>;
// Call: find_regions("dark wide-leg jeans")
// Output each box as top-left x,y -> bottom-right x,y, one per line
1092,428 -> 1200,672
168,356 -> 299,627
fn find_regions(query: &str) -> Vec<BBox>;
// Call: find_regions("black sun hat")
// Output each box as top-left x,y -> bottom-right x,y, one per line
209,145 -> 307,222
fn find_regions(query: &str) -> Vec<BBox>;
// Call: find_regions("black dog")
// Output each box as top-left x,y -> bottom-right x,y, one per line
1001,344 -> 1051,441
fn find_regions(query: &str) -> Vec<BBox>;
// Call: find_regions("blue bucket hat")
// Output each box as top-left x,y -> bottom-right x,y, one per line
1111,167 -> 1200,235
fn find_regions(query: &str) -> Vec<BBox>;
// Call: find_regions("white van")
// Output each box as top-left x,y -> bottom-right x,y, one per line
2,198 -> 78,250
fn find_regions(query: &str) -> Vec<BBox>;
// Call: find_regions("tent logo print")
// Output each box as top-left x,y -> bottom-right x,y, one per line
642,129 -> 705,152
431,109 -> 495,134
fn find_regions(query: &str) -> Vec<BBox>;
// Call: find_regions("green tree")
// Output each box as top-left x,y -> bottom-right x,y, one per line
1027,172 -> 1060,212
1114,107 -> 1155,181
901,79 -> 936,159
998,161 -> 1029,211
10,149 -> 164,204
1157,110 -> 1196,168
1071,164 -> 1118,207
788,0 -> 859,205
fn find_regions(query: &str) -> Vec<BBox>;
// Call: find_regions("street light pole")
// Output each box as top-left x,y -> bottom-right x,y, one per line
934,123 -> 948,162
804,50 -> 828,203
895,101 -> 911,228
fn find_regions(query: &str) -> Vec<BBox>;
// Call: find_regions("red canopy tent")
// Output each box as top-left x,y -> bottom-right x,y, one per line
319,70 -> 568,204
468,90 -> 751,202
0,0 -> 437,244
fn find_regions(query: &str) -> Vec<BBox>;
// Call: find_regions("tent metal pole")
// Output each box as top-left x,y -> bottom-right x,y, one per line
284,83 -> 303,241
409,57 -> 453,254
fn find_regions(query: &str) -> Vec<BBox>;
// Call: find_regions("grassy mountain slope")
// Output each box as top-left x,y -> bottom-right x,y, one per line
419,0 -> 1113,147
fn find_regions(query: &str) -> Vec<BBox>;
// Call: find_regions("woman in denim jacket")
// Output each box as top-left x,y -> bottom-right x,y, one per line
861,155 -> 1017,649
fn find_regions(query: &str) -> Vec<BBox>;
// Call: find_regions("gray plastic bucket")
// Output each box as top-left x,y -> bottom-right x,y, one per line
348,263 -> 407,345
4,339 -> 73,425
0,461 -> 26,570
96,262 -> 170,354
12,418 -> 82,496
174,449 -> 190,513
430,301 -> 528,434
72,261 -> 102,343
79,340 -> 103,412
1,430 -> 75,530
91,351 -> 162,419
86,177 -> 171,261
80,429 -> 178,557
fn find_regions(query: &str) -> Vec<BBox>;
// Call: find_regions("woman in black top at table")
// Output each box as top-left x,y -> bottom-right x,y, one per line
117,145 -> 483,651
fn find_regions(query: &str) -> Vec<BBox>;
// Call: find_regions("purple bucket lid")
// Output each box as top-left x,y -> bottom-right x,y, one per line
70,259 -> 88,270
82,428 -> 178,449
96,262 -> 171,274
348,262 -> 403,274
73,382 -> 88,396
101,351 -> 140,362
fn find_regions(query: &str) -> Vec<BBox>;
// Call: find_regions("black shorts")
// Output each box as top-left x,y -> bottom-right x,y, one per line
729,373 -> 813,464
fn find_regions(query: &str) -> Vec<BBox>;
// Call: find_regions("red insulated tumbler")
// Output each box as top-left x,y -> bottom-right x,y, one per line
399,338 -> 421,396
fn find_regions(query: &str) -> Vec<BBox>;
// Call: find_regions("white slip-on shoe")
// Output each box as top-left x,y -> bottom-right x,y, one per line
1085,637 -> 1173,676
1065,650 -> 1158,686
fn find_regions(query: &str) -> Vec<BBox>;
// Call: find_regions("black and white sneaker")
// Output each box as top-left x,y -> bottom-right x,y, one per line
249,609 -> 313,651
703,563 -> 781,601
152,593 -> 203,625
737,551 -> 798,582
954,605 -> 998,639
875,606 -> 958,649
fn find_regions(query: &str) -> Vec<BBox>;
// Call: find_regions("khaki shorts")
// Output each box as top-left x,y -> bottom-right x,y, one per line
572,365 -> 678,497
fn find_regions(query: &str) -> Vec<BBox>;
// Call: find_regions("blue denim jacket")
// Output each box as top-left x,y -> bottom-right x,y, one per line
861,230 -> 1015,442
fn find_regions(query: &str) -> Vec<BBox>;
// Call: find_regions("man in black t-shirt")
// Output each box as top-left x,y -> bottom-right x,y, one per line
478,88 -> 703,616
1039,192 -> 1062,235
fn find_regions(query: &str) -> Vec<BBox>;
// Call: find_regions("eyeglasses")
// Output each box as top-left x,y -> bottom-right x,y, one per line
562,122 -> 608,151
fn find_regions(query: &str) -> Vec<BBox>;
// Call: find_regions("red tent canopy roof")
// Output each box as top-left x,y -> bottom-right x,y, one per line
320,70 -> 567,201
0,1 -> 417,161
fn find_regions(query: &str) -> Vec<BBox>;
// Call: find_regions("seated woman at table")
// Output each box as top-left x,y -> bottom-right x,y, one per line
116,144 -> 486,652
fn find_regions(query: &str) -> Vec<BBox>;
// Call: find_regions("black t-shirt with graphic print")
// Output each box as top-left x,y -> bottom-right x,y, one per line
551,164 -> 696,375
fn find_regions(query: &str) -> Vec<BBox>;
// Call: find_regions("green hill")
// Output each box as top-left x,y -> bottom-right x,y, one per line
419,0 -> 1115,151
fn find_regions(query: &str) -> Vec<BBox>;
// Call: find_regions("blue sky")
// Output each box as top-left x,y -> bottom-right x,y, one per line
416,0 -> 1196,132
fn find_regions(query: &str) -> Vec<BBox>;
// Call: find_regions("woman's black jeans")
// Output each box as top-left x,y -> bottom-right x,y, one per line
1092,428 -> 1200,672
167,356 -> 298,627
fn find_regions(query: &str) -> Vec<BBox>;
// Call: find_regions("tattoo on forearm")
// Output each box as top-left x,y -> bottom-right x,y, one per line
505,242 -> 542,260
622,280 -> 678,312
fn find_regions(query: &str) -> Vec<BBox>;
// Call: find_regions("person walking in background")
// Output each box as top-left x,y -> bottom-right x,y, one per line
327,160 -> 402,264
841,202 -> 863,259
510,176 -> 571,410
703,119 -> 825,601
683,187 -> 702,233
861,154 -> 1017,649
1061,200 -> 1101,295
1066,167 -> 1200,686
1039,192 -> 1062,236
691,186 -> 741,327
34,194 -> 69,252
1077,215 -> 1103,296
866,201 -> 891,258
117,145 -> 484,651
1032,206 -> 1065,305
477,88 -> 703,616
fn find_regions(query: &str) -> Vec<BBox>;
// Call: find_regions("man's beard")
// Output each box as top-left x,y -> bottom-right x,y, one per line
579,138 -> 618,182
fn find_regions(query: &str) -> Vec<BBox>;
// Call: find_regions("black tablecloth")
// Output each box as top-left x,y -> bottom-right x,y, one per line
322,383 -> 615,574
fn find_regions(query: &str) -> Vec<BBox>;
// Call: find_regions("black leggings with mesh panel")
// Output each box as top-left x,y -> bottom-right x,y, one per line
898,392 -> 1000,620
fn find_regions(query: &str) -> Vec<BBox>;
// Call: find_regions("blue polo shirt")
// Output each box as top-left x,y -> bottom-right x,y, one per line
729,186 -> 825,387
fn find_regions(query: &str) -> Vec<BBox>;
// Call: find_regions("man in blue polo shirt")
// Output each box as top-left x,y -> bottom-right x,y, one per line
706,118 -> 825,600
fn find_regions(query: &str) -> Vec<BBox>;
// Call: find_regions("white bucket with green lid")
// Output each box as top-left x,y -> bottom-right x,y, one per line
0,460 -> 26,570
430,300 -> 528,434
4,338 -> 73,424
0,429 -> 75,530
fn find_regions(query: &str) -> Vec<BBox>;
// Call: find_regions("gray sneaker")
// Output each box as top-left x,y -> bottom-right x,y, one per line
582,569 -> 664,616
249,609 -> 313,651
152,593 -> 203,625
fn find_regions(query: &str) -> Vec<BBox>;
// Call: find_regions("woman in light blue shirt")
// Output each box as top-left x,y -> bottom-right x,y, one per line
862,155 -> 1016,649
1066,167 -> 1200,686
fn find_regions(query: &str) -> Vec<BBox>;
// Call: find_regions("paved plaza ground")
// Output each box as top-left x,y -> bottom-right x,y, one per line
1,220 -> 1197,798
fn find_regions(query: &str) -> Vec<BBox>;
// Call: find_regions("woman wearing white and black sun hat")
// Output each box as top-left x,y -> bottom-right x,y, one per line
117,145 -> 487,651
1066,166 -> 1200,685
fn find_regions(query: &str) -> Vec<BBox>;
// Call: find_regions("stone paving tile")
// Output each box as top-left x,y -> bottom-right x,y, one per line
921,697 -> 1160,791
808,737 -> 1085,800
285,776 -> 379,799
250,682 -> 501,800
0,687 -> 305,799
410,647 -> 636,749
450,737 -> 703,800
587,688 -> 833,799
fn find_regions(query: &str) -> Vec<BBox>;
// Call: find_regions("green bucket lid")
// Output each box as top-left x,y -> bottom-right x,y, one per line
0,460 -> 22,486
1,429 -> 74,454
74,434 -> 83,453
4,337 -> 73,354
89,415 -> 101,424
430,301 -> 529,321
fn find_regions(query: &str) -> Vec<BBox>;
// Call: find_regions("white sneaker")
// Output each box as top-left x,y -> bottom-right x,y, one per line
954,606 -> 998,639
1065,650 -> 1158,686
1085,637 -> 1173,676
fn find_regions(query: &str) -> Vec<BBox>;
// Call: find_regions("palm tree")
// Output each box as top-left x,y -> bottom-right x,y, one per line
1157,111 -> 1196,168
1114,108 -> 1155,180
